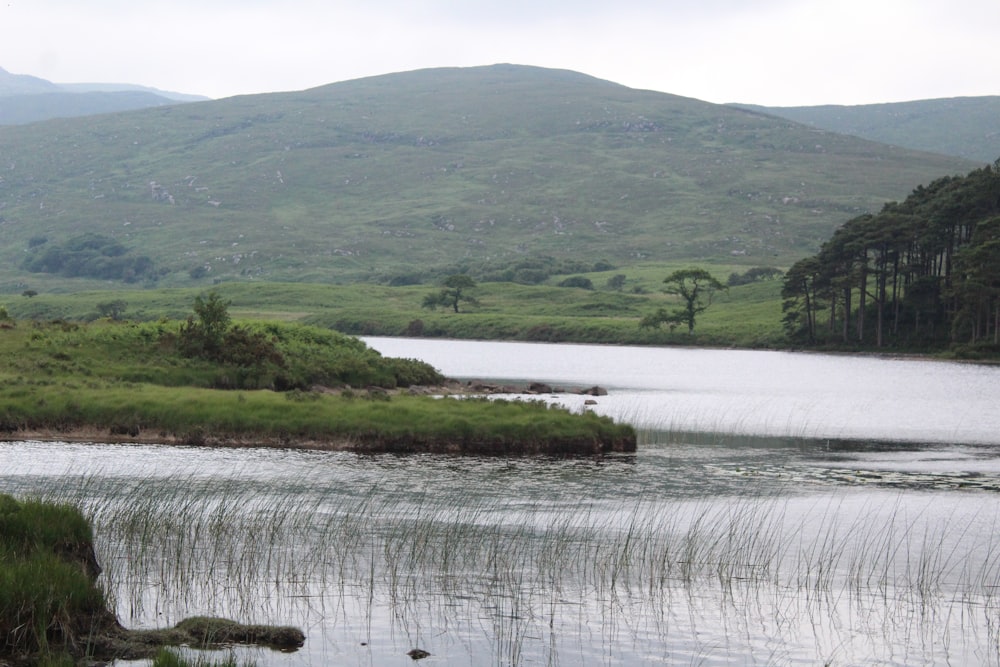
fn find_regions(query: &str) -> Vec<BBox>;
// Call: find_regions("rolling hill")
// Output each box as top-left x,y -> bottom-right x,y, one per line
734,97 -> 1000,163
0,64 -> 976,293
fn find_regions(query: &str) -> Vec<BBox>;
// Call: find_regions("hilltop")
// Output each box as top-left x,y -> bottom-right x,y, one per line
0,64 -> 975,293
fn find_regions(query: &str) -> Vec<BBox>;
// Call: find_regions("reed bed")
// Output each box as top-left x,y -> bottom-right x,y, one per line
23,473 -> 1000,665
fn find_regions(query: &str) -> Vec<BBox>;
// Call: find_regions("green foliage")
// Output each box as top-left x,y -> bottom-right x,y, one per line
647,268 -> 727,334
180,291 -> 232,357
380,357 -> 446,387
558,276 -> 594,290
0,317 -> 441,396
423,274 -> 479,313
783,163 -> 1000,349
20,233 -> 156,283
727,266 -> 784,286
638,307 -> 682,331
471,256 -> 616,285
605,274 -> 627,291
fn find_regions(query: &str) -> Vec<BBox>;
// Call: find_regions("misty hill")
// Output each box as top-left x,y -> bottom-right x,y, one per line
734,97 -> 1000,163
57,82 -> 208,103
0,90 -> 180,125
0,67 -> 59,96
0,64 -> 975,292
0,66 -> 204,125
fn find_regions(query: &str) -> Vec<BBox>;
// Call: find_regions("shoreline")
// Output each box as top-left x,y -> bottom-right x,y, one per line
1,380 -> 630,456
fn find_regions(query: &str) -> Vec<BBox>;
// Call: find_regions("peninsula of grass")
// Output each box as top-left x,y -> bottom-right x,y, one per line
0,493 -> 302,666
0,312 -> 635,457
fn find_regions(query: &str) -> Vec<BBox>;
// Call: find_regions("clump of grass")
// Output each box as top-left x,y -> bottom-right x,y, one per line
0,494 -> 119,663
0,493 -> 305,665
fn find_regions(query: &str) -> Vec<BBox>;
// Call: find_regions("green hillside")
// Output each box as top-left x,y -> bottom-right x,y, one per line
0,64 -> 974,294
735,97 -> 1000,163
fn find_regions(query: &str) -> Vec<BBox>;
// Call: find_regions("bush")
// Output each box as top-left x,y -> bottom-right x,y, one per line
382,357 -> 445,387
558,276 -> 594,290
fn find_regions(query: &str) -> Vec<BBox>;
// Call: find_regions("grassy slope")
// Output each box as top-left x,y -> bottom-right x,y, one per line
0,65 -> 974,293
735,97 -> 1000,163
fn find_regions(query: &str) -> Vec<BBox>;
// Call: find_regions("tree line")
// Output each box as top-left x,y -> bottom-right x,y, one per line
782,160 -> 1000,350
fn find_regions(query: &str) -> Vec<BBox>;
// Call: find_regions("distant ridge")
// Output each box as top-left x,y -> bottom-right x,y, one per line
733,97 -> 1000,163
0,66 -> 205,125
0,66 -> 60,96
0,90 -> 179,125
57,82 -> 209,103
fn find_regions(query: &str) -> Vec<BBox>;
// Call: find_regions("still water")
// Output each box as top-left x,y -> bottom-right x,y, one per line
364,337 -> 1000,445
3,340 -> 1000,666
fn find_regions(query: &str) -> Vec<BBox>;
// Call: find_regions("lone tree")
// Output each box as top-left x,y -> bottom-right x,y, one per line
179,290 -> 232,358
640,268 -> 726,334
423,274 -> 479,313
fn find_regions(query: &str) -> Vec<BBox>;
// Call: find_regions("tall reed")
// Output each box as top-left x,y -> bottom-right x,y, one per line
25,474 -> 1000,666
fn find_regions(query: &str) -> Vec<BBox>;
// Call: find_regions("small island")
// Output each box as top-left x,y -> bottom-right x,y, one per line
0,295 -> 636,457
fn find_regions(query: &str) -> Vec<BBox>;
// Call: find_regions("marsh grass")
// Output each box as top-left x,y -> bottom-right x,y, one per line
151,647 -> 256,667
0,495 -> 116,664
23,474 -> 1000,665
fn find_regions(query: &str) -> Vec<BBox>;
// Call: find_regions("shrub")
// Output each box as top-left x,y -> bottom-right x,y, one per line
558,276 -> 594,290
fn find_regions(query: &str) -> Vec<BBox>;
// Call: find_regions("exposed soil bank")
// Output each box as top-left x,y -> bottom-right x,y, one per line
2,424 -> 635,457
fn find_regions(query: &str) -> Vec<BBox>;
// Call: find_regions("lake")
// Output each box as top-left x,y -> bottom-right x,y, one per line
3,340 -> 1000,666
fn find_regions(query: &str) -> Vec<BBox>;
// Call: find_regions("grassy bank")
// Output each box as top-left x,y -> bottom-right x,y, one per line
0,494 -> 302,665
0,318 -> 635,456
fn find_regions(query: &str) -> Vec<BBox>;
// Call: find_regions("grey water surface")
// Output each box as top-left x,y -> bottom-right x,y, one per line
3,341 -> 1000,666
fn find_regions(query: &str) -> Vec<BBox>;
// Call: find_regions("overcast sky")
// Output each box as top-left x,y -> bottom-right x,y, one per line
2,0 -> 998,106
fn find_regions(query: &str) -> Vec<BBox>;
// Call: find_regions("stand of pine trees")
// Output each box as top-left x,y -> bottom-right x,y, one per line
782,161 -> 1000,351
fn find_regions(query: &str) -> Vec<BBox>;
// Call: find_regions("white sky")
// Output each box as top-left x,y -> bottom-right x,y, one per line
2,0 -> 998,106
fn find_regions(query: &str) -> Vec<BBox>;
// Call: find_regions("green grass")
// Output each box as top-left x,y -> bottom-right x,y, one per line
2,267 -> 788,348
152,647 -> 256,667
0,495 -> 111,662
